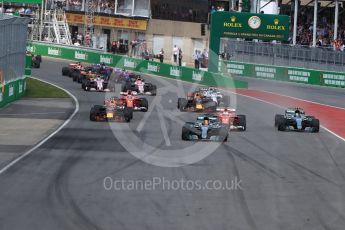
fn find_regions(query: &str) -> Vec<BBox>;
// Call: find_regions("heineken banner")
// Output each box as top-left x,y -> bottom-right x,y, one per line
0,78 -> 27,108
27,41 -> 345,89
0,55 -> 30,108
26,41 -> 249,89
209,11 -> 290,72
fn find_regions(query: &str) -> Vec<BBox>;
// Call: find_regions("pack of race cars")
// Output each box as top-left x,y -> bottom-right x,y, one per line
61,62 -> 152,123
179,89 -> 246,142
61,61 -> 320,143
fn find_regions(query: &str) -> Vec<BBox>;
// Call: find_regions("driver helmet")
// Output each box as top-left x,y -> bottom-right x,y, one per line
295,109 -> 301,117
203,117 -> 209,126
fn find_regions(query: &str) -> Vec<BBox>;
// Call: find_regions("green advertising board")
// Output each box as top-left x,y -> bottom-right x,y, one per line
26,41 -> 249,89
221,60 -> 344,88
0,78 -> 28,108
0,53 -> 31,108
4,0 -> 42,4
209,12 -> 290,73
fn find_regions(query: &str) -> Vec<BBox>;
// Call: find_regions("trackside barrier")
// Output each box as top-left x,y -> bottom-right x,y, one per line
0,55 -> 30,108
222,60 -> 345,88
0,78 -> 28,108
26,41 -> 248,89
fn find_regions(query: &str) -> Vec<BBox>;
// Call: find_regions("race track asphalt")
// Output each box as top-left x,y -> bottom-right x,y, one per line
0,58 -> 345,230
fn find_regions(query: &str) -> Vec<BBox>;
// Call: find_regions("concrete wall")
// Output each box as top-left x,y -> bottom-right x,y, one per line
70,18 -> 209,66
145,19 -> 209,66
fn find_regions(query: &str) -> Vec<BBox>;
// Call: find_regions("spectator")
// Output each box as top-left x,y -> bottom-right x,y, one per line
85,31 -> 91,47
201,49 -> 208,68
111,40 -> 117,54
178,48 -> 183,66
193,50 -> 200,69
77,33 -> 82,42
143,49 -> 150,60
210,6 -> 216,14
172,45 -> 178,64
159,48 -> 164,63
130,40 -> 138,56
24,8 -> 32,15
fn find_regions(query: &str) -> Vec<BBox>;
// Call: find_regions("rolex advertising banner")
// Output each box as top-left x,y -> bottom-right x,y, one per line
208,11 -> 290,72
218,12 -> 290,40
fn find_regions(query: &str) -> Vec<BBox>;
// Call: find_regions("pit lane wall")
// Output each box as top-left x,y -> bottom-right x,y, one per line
26,41 -> 248,89
221,60 -> 345,88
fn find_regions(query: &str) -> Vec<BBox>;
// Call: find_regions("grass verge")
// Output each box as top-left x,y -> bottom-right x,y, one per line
24,78 -> 69,98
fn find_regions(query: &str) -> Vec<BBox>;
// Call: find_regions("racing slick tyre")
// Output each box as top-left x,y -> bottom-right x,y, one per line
277,117 -> 287,131
82,82 -> 90,91
90,105 -> 103,121
90,112 -> 97,121
237,115 -> 246,131
36,55 -> 42,63
32,59 -> 40,68
150,85 -> 157,96
177,98 -> 188,111
124,107 -> 133,121
219,126 -> 229,142
275,114 -> 284,127
72,72 -> 79,82
177,98 -> 182,109
62,67 -> 70,76
140,98 -> 149,112
77,74 -> 84,83
81,78 -> 88,86
181,126 -> 191,141
311,118 -> 320,133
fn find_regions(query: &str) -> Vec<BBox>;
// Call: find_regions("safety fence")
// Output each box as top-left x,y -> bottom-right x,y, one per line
223,39 -> 345,72
26,41 -> 248,89
222,60 -> 345,88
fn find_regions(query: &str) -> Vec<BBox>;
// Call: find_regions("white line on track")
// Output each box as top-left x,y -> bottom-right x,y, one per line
256,89 -> 345,111
0,77 -> 79,175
